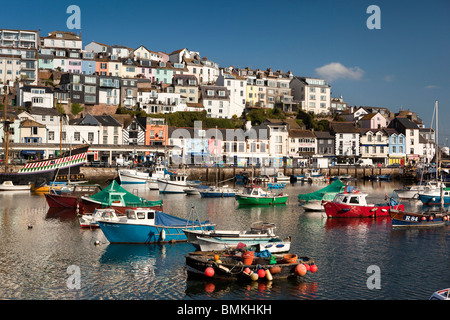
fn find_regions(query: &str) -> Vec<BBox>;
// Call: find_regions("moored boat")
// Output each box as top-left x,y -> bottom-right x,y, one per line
323,191 -> 404,218
157,173 -> 189,193
235,185 -> 288,205
0,144 -> 89,187
429,288 -> 450,300
0,180 -> 31,191
193,236 -> 291,253
298,179 -> 346,211
185,251 -> 316,281
389,208 -> 449,228
78,208 -> 119,228
394,181 -> 442,200
96,207 -> 215,244
183,221 -> 278,243
78,180 -> 163,215
418,187 -> 450,205
199,185 -> 238,198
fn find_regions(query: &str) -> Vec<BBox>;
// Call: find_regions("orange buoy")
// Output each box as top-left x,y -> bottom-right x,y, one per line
205,267 -> 215,277
269,266 -> 281,274
310,264 -> 318,273
214,254 -> 220,261
295,264 -> 307,276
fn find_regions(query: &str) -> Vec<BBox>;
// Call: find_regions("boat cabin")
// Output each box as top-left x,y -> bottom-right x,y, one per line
242,186 -> 268,196
125,208 -> 156,225
168,174 -> 187,183
333,192 -> 369,206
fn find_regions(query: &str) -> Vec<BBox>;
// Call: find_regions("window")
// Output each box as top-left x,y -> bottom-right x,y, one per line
48,131 -> 55,141
88,132 -> 94,142
74,132 -> 80,141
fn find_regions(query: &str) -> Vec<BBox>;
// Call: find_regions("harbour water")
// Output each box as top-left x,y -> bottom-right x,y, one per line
0,179 -> 449,300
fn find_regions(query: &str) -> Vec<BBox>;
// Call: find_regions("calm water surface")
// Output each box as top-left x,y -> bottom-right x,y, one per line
0,180 -> 449,300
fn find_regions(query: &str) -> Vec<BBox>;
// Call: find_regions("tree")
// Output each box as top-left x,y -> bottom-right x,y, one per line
70,103 -> 84,116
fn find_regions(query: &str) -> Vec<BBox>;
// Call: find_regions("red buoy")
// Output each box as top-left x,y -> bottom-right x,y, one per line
310,264 -> 318,273
257,269 -> 266,278
303,263 -> 310,271
295,264 -> 307,276
421,216 -> 427,221
205,267 -> 215,277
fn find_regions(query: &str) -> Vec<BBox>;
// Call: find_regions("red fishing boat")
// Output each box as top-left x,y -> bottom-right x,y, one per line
322,191 -> 404,218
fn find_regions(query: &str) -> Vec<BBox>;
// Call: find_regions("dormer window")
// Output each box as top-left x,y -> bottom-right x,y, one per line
160,62 -> 166,67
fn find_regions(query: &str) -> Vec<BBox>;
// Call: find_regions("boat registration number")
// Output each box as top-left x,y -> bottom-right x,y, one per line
403,215 -> 419,222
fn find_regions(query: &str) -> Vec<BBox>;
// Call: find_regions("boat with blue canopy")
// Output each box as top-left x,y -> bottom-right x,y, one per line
97,207 -> 215,244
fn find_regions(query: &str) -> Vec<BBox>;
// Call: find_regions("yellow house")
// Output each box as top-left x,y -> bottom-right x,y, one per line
121,58 -> 138,78
246,84 -> 258,107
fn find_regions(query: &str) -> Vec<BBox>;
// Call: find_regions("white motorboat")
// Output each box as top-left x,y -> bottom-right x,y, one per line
193,236 -> 291,253
394,181 -> 442,199
157,173 -> 189,193
118,168 -> 152,184
78,208 -> 119,228
0,181 -> 31,191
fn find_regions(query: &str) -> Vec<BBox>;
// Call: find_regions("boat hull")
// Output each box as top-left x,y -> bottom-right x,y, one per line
0,144 -> 89,187
323,202 -> 404,218
235,195 -> 288,205
119,170 -> 151,184
418,194 -> 450,206
200,191 -> 236,198
45,193 -> 79,208
194,236 -> 290,253
301,200 -> 324,211
97,221 -> 215,244
389,209 -> 449,227
157,180 -> 187,193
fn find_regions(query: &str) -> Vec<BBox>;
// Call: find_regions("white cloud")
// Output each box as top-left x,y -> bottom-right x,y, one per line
425,85 -> 439,89
315,62 -> 364,82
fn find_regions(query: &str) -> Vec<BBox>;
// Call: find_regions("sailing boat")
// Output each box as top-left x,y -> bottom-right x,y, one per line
390,100 -> 450,227
1,87 -> 89,187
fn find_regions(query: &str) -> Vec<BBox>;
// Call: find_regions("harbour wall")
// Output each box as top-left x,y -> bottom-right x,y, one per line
79,166 -> 404,184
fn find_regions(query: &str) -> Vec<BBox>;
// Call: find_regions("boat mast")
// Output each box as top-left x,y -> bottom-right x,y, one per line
3,83 -> 9,173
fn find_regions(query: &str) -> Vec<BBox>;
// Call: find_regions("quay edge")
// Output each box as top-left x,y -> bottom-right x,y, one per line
77,166 -> 405,184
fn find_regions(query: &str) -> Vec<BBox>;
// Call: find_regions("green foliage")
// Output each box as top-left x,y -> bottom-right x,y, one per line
296,110 -> 329,131
246,107 -> 286,125
70,103 -> 84,116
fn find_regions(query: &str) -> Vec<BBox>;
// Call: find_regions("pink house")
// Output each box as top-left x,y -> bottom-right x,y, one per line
359,112 -> 388,129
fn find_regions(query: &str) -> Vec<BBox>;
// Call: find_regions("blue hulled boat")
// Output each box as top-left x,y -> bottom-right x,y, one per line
418,187 -> 450,205
97,208 -> 215,244
199,186 -> 237,198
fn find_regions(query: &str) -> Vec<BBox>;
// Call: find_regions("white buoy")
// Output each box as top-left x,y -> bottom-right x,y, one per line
160,229 -> 166,241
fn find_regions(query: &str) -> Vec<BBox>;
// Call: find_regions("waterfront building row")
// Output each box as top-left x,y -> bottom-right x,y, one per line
0,107 -> 435,167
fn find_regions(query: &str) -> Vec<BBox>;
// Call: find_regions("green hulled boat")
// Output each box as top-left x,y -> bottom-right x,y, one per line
235,186 -> 288,205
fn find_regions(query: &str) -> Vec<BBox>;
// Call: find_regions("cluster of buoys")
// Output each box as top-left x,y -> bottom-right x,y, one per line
420,215 -> 450,222
243,267 -> 273,281
295,262 -> 318,276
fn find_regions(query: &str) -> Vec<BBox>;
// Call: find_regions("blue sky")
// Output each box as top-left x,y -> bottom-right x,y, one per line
5,0 -> 450,141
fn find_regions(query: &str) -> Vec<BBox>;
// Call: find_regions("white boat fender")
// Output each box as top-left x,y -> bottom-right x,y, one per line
217,265 -> 230,273
370,208 -> 378,212
381,209 -> 387,212
265,269 -> 273,281
160,229 -> 166,241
